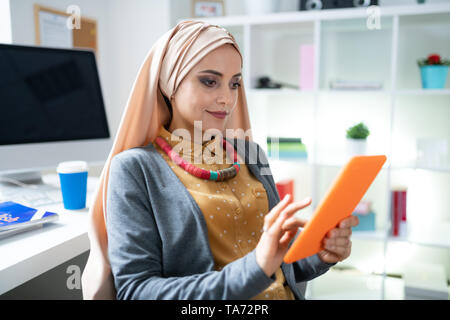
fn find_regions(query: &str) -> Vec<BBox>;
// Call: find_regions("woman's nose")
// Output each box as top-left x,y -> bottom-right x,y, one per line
216,88 -> 234,106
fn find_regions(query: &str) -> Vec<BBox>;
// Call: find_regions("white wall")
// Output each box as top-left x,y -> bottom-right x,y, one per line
170,0 -> 450,25
106,0 -> 170,137
8,0 -> 170,146
0,0 -> 12,43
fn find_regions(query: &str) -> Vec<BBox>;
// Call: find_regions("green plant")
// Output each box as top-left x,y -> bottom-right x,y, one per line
417,54 -> 450,67
346,122 -> 370,140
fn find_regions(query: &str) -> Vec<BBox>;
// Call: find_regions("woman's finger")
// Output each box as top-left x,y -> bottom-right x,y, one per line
281,216 -> 309,231
264,195 -> 310,232
264,194 -> 292,231
266,202 -> 303,239
279,229 -> 297,247
266,209 -> 291,239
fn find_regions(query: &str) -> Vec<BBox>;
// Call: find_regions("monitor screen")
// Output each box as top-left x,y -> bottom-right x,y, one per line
0,44 -> 110,146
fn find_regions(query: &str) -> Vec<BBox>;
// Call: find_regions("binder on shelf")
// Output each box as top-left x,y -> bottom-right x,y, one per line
390,187 -> 407,237
0,201 -> 59,239
299,44 -> 314,90
267,136 -> 308,159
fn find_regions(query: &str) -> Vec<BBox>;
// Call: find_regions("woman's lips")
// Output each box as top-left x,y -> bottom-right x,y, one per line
207,111 -> 227,119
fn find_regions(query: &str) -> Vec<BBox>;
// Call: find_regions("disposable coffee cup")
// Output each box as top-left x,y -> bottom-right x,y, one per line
56,161 -> 89,210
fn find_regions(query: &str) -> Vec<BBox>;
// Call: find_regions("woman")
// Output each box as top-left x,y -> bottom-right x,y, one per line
81,20 -> 358,300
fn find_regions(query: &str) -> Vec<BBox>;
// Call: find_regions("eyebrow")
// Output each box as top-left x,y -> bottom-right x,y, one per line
199,69 -> 242,78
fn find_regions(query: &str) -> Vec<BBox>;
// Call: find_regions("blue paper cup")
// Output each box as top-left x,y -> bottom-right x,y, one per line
57,161 -> 89,210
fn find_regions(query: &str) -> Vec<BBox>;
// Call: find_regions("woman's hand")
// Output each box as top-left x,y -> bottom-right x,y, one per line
255,194 -> 311,278
317,215 -> 359,264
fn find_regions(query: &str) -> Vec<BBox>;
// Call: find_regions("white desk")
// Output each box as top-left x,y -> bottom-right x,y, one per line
0,174 -> 99,295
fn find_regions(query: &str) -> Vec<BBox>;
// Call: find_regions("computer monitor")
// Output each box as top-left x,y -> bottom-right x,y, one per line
0,43 -> 111,184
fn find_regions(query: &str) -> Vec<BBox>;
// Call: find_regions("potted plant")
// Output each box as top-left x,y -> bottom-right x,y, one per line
417,54 -> 449,89
346,122 -> 370,156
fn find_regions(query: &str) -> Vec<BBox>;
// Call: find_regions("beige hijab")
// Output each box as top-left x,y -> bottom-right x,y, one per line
81,20 -> 253,299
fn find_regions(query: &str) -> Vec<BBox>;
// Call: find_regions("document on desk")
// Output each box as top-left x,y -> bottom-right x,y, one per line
0,201 -> 59,239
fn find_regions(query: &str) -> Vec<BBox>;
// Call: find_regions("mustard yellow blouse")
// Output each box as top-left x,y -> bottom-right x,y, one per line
152,124 -> 295,300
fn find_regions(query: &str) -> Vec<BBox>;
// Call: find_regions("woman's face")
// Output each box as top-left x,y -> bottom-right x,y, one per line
168,44 -> 242,141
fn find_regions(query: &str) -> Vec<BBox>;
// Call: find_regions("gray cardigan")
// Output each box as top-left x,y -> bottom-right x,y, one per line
106,138 -> 334,300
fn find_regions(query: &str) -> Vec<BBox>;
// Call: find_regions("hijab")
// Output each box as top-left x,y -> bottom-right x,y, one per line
81,20 -> 253,299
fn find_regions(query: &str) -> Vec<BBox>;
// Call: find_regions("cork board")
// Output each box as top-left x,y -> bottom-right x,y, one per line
34,4 -> 97,54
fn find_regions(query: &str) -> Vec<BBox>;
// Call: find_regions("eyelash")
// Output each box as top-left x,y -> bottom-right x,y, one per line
202,79 -> 241,89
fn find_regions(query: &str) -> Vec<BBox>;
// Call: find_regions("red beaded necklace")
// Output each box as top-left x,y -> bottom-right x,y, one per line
155,135 -> 242,181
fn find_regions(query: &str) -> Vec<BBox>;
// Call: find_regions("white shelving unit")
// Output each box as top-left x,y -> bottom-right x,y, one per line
186,3 -> 450,300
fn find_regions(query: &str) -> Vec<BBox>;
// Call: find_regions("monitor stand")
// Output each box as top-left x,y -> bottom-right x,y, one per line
0,171 -> 45,187
0,170 -> 62,206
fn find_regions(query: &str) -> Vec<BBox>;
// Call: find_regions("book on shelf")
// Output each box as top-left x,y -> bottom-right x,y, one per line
267,136 -> 308,159
0,201 -> 59,239
390,187 -> 407,238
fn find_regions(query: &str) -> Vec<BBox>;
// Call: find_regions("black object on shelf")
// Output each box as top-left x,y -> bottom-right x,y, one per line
256,76 -> 299,89
299,0 -> 378,11
267,137 -> 303,144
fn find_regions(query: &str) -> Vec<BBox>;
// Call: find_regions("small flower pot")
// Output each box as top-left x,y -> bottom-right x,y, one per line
346,138 -> 367,157
420,65 -> 448,89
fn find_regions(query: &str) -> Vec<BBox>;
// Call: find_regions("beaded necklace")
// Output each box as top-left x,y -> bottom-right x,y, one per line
155,135 -> 241,181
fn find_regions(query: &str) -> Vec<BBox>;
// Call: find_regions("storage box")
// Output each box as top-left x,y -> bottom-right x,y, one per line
352,212 -> 375,232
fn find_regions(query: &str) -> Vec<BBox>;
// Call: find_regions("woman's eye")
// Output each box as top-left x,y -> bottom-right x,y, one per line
201,78 -> 241,89
202,79 -> 216,87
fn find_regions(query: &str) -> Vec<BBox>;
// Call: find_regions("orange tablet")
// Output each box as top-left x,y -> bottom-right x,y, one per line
283,155 -> 387,264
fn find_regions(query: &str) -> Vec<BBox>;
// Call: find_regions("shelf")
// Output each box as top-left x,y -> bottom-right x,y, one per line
391,165 -> 450,173
388,236 -> 450,250
352,229 -> 450,249
268,158 -> 450,174
352,230 -> 387,241
249,88 -> 450,96
194,2 -> 450,300
319,89 -> 389,94
308,268 -> 450,300
248,88 -> 392,95
388,223 -> 450,250
268,157 -> 310,164
192,4 -> 450,27
395,89 -> 450,96
248,88 -> 310,96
